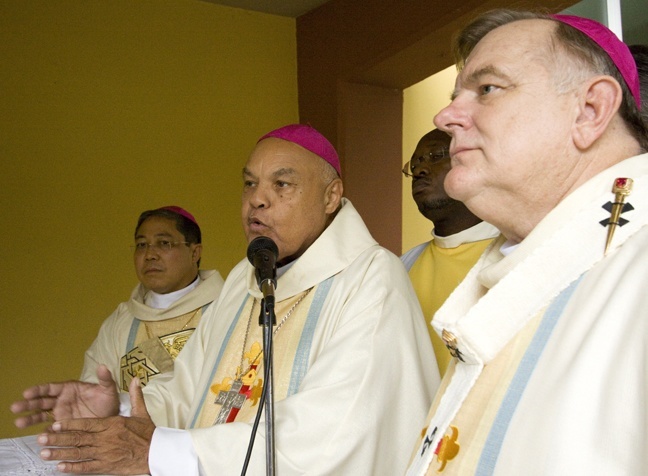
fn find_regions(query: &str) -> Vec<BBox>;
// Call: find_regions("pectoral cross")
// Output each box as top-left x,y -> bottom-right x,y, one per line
601,177 -> 634,254
215,380 -> 247,424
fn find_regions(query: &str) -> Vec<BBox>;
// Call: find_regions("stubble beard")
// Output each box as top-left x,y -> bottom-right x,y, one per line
417,197 -> 458,214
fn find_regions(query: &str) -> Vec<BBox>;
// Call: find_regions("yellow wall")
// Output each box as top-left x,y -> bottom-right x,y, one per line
0,0 -> 298,437
401,66 -> 457,253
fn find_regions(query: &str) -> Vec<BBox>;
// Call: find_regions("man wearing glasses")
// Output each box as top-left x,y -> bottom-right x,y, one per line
80,206 -> 224,392
11,125 -> 437,476
401,129 -> 499,377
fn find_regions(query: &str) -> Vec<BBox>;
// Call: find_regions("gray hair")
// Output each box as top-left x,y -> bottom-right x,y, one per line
630,44 -> 648,126
453,9 -> 648,151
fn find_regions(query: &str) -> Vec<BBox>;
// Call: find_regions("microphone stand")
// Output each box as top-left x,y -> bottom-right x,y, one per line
259,281 -> 276,476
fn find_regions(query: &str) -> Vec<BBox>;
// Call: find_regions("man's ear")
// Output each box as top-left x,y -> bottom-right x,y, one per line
324,178 -> 344,214
572,75 -> 623,150
192,243 -> 203,265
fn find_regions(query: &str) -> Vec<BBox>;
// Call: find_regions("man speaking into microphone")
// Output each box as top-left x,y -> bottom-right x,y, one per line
247,236 -> 278,305
11,124 -> 439,476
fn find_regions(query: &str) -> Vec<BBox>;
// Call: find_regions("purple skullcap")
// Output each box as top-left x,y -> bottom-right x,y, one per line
258,124 -> 341,177
551,14 -> 641,109
159,206 -> 199,226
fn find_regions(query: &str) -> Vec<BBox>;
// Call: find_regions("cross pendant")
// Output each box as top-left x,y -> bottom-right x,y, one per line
215,380 -> 247,424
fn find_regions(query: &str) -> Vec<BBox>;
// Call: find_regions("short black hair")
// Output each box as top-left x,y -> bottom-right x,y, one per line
135,208 -> 201,266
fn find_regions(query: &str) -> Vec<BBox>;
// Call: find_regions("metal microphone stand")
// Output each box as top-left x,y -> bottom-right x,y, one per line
259,281 -> 277,476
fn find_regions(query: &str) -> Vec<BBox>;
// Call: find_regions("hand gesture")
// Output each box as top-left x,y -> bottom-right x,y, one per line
11,365 -> 120,429
38,377 -> 155,475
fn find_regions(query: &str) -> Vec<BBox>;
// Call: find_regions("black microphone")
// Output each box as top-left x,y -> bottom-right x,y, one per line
246,236 -> 279,300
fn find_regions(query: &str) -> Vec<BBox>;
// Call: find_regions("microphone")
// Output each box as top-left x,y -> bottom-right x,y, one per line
246,236 -> 279,301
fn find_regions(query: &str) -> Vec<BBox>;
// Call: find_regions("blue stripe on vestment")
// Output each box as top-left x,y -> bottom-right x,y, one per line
475,275 -> 583,475
125,319 -> 140,355
287,276 -> 334,396
188,297 -> 248,429
127,302 -> 210,355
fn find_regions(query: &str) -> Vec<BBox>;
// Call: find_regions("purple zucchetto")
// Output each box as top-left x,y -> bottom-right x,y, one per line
551,14 -> 641,109
159,206 -> 199,226
258,124 -> 342,177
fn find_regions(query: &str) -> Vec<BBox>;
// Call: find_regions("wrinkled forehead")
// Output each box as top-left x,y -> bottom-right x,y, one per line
245,137 -> 322,175
461,19 -> 555,80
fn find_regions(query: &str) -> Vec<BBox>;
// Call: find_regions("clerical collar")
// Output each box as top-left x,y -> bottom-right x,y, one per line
277,260 -> 294,278
145,275 -> 201,309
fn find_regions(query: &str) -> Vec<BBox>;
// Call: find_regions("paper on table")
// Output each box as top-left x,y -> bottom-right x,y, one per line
0,435 -> 147,476
0,435 -> 63,475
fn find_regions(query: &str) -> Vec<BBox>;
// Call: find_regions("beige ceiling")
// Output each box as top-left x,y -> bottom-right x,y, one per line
199,0 -> 330,17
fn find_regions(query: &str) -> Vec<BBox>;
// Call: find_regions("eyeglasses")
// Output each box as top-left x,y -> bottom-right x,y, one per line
131,240 -> 190,254
401,147 -> 450,177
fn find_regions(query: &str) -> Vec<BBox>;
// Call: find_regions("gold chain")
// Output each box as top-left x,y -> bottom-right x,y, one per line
236,287 -> 313,380
144,308 -> 201,340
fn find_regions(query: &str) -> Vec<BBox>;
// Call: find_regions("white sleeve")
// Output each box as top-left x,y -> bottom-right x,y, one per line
80,303 -> 128,385
149,427 -> 200,476
118,392 -> 132,416
189,252 -> 439,475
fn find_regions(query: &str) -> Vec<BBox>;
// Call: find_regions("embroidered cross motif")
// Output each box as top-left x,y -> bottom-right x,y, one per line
421,427 -> 437,456
120,350 -> 160,391
435,426 -> 460,472
441,329 -> 465,362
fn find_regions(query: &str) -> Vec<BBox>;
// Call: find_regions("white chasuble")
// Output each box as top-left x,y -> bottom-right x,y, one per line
119,305 -> 208,391
192,285 -> 321,428
407,154 -> 648,475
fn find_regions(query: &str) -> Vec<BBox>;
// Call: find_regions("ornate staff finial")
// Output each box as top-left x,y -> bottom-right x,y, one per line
605,177 -> 633,254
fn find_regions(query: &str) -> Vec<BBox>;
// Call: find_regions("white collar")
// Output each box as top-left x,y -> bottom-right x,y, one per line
144,275 -> 201,309
432,221 -> 500,249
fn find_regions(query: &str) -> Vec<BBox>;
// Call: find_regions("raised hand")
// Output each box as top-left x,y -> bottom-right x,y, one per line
38,377 -> 155,475
11,365 -> 120,429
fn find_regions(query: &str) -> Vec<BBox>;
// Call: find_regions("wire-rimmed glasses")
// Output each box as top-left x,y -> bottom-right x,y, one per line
402,147 -> 450,177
